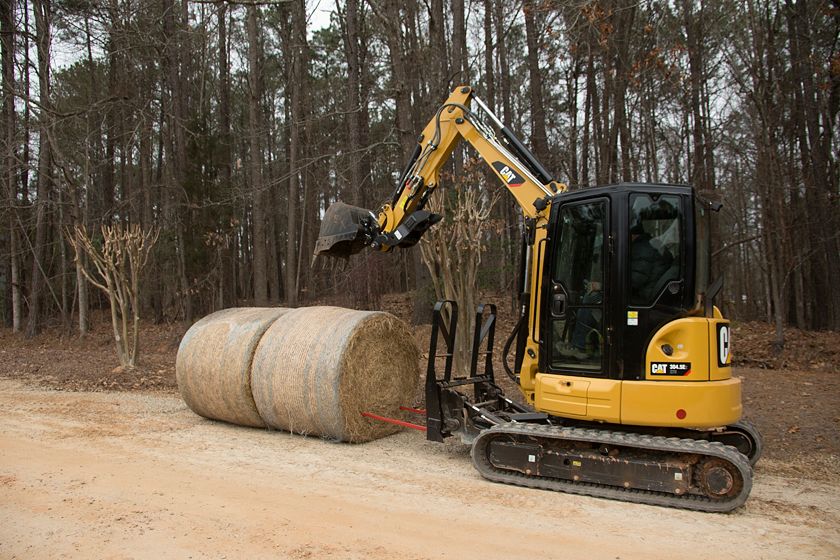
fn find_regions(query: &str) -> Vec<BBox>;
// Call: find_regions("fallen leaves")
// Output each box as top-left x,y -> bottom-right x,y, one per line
732,321 -> 840,372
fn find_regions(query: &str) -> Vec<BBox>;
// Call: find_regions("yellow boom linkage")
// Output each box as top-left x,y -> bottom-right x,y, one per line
315,85 -> 563,397
380,86 -> 560,229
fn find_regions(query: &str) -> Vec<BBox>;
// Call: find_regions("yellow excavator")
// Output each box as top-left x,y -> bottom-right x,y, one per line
315,86 -> 762,512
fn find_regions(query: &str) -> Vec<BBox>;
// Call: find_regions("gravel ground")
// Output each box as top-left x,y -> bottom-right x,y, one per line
1,378 -> 839,560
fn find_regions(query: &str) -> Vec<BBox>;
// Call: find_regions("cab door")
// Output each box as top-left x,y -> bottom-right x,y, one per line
544,198 -> 610,377
537,197 -> 611,418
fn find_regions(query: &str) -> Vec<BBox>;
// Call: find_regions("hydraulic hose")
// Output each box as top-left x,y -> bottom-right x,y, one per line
502,313 -> 525,384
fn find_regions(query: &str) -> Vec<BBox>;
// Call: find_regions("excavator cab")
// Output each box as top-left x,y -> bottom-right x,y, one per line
541,184 -> 698,381
521,184 -> 743,428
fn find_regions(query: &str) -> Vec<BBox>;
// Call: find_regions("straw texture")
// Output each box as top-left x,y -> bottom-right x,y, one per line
251,306 -> 420,442
176,307 -> 289,427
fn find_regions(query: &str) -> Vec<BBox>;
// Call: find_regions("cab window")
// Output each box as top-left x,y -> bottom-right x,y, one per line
628,194 -> 683,307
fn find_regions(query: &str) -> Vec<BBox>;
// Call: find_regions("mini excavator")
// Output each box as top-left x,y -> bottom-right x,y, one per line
315,86 -> 762,512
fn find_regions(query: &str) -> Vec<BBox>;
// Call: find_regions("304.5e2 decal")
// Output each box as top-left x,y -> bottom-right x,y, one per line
650,362 -> 692,376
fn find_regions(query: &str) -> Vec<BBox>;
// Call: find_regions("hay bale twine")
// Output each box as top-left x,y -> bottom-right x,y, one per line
251,306 -> 420,443
176,307 -> 289,427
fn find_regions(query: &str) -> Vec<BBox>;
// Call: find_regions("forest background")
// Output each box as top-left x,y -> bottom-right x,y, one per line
1,0 -> 838,353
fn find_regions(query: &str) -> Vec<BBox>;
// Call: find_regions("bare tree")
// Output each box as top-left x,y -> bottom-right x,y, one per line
69,224 -> 159,369
419,159 -> 500,373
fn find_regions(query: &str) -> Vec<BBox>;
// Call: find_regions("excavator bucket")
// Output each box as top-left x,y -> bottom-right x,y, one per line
314,201 -> 377,258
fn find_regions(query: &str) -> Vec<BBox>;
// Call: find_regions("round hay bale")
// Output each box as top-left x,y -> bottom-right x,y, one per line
251,306 -> 420,443
176,307 -> 289,427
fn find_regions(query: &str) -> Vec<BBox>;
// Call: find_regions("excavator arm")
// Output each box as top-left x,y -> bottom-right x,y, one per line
314,86 -> 565,258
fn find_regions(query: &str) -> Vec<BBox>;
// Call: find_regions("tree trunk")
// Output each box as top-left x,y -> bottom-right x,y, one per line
683,0 -> 713,193
58,186 -> 69,327
523,1 -> 550,167
20,5 -> 30,209
279,1 -> 308,307
785,0 -> 839,329
482,0 -> 495,112
342,0 -> 366,206
246,3 -> 269,306
613,2 -> 636,182
429,0 -> 448,99
373,0 -> 432,322
26,0 -> 52,338
380,0 -> 414,157
580,50 -> 592,186
496,0 -> 518,311
217,2 -> 234,308
102,0 -> 119,220
1,0 -> 21,331
494,1 -> 512,124
137,58 -> 153,323
452,0 -> 467,84
162,0 -> 192,322
566,53 -> 580,186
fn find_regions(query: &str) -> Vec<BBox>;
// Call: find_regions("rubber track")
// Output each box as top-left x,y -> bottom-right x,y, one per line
470,423 -> 753,513
728,419 -> 764,466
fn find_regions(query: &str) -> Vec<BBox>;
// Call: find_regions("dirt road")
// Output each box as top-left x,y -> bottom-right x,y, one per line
1,379 -> 838,560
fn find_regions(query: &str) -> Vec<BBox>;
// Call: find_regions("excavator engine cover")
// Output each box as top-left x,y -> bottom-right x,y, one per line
314,201 -> 377,258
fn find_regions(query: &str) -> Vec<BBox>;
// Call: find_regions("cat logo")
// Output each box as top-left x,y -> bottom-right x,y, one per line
492,161 -> 524,187
717,323 -> 731,367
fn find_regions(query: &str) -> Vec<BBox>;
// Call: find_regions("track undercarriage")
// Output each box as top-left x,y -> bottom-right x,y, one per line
425,301 -> 761,513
